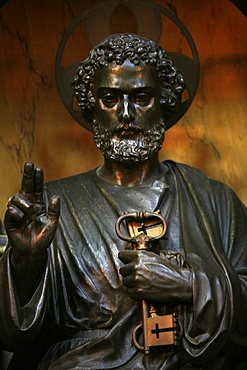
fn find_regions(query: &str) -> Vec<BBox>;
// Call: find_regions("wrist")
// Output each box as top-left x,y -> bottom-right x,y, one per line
11,248 -> 47,272
180,268 -> 193,303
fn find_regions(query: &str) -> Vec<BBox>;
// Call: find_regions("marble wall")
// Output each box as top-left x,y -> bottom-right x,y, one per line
0,0 -> 246,222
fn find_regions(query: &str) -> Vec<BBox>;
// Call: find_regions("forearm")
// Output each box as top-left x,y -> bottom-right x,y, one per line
0,249 -> 48,350
10,247 -> 48,306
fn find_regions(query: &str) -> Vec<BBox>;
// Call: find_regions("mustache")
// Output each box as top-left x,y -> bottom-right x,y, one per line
112,122 -> 143,134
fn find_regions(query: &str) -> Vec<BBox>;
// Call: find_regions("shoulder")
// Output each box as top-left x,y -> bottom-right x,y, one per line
164,159 -> 225,186
44,168 -> 98,195
164,160 -> 247,237
163,160 -> 244,206
164,160 -> 213,182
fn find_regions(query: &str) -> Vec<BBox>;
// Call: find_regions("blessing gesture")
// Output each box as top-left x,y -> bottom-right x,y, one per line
4,162 -> 60,304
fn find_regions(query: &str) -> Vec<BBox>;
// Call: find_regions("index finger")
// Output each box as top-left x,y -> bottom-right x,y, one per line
118,250 -> 140,264
20,162 -> 35,196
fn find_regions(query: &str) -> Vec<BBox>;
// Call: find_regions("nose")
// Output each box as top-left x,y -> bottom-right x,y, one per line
118,94 -> 135,123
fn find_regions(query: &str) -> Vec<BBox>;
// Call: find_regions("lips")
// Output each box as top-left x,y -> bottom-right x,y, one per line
113,125 -> 142,137
120,129 -> 138,136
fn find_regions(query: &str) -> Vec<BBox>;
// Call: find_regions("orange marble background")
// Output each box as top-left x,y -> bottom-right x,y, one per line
0,0 -> 246,223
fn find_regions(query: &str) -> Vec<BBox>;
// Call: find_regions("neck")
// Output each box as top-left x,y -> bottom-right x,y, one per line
97,154 -> 163,186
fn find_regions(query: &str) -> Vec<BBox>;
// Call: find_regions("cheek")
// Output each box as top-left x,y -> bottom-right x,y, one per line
95,106 -> 118,125
136,107 -> 162,127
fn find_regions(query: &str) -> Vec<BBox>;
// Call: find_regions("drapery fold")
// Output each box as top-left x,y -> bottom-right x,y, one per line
0,161 -> 246,369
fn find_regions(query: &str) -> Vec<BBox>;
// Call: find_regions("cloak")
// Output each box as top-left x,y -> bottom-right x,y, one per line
0,161 -> 246,369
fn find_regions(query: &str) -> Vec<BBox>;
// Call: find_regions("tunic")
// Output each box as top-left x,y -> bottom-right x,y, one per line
0,161 -> 246,369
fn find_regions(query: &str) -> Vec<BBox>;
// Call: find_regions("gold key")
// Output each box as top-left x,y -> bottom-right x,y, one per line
116,211 -> 179,355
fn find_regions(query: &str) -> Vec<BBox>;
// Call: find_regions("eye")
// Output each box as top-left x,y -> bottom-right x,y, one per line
100,93 -> 119,108
134,93 -> 153,106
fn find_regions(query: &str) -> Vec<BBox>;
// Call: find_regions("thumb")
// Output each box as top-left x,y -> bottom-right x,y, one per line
47,195 -> 60,221
37,196 -> 60,249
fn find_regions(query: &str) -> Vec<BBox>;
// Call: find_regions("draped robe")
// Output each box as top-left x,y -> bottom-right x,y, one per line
0,161 -> 246,369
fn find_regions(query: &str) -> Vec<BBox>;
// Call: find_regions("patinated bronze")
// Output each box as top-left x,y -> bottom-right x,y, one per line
0,34 -> 246,370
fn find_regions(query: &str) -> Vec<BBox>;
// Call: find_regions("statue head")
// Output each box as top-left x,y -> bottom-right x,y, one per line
72,33 -> 185,163
73,33 -> 185,124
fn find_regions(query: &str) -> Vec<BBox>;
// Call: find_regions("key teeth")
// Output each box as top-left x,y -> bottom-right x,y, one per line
172,313 -> 180,346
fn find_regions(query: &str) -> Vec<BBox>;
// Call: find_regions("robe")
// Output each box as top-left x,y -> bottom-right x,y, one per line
0,161 -> 246,370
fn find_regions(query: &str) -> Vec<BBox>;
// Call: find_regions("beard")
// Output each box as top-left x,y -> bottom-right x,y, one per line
92,119 -> 166,164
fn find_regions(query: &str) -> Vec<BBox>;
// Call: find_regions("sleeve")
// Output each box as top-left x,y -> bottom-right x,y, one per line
173,164 -> 247,364
213,181 -> 247,345
0,247 -> 49,351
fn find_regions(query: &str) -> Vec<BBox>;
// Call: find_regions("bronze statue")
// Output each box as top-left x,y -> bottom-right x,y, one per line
1,34 -> 246,370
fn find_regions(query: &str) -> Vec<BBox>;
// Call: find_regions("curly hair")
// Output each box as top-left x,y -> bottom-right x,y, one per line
72,33 -> 185,124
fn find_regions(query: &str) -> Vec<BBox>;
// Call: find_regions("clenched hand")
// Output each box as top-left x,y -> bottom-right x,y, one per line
119,250 -> 192,304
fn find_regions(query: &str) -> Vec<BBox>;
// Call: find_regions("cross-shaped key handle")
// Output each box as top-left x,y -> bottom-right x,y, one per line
115,211 -> 167,251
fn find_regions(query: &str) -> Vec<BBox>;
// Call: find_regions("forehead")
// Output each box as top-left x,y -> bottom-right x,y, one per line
93,60 -> 160,92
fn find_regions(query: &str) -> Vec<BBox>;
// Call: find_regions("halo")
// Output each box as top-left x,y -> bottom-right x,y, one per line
55,0 -> 200,131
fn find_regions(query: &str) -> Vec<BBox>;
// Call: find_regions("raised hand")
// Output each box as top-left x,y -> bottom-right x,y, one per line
119,250 -> 192,304
5,162 -> 60,258
4,162 -> 60,305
